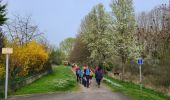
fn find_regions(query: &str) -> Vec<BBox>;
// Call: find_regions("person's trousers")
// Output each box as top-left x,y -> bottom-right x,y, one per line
96,78 -> 101,86
76,74 -> 79,82
86,75 -> 90,88
82,77 -> 86,87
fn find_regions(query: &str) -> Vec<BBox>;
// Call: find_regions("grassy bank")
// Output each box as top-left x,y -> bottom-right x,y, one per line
13,65 -> 78,95
104,76 -> 170,100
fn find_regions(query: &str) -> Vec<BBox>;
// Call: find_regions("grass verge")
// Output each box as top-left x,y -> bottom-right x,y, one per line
12,65 -> 79,95
103,76 -> 170,100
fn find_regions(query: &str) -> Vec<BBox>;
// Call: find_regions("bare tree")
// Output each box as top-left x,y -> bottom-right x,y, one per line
136,4 -> 170,59
135,3 -> 170,88
4,15 -> 42,45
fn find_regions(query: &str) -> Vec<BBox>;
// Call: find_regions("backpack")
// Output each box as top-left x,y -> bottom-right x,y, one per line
86,68 -> 90,75
96,70 -> 103,79
76,68 -> 80,75
79,70 -> 84,77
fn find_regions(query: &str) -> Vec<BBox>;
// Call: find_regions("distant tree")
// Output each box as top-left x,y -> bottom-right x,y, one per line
49,49 -> 66,65
69,35 -> 90,65
59,37 -> 75,59
0,1 -> 7,26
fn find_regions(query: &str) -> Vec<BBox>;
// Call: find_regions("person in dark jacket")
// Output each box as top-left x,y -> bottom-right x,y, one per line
95,65 -> 103,88
75,65 -> 80,82
82,66 -> 87,87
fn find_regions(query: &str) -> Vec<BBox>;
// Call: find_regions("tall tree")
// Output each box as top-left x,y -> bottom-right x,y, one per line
80,3 -> 112,65
69,35 -> 90,65
110,0 -> 137,79
0,1 -> 7,62
0,1 -> 7,26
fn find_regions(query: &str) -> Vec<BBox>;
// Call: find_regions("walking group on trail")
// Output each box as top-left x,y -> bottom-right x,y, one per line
72,64 -> 103,88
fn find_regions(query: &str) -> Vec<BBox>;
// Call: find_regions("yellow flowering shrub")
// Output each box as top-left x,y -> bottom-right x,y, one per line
0,64 -> 4,79
11,41 -> 48,76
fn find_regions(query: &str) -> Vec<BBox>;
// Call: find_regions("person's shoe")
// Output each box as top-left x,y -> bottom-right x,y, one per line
98,85 -> 100,88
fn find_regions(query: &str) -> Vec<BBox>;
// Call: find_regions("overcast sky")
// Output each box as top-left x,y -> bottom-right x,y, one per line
4,0 -> 169,46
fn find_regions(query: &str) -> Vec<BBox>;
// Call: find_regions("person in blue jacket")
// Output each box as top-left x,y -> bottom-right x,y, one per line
79,68 -> 84,84
85,65 -> 91,88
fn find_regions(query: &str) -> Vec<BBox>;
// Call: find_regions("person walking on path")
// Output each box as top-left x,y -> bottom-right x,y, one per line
79,67 -> 84,84
84,65 -> 91,88
75,65 -> 81,82
82,66 -> 87,87
95,65 -> 103,88
89,68 -> 93,85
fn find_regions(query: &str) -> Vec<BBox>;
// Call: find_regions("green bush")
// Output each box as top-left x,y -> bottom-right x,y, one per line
105,62 -> 114,71
49,49 -> 66,65
0,79 -> 5,99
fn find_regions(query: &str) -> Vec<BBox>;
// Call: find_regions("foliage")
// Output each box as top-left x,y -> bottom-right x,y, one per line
0,1 -> 7,26
80,3 -> 112,65
49,49 -> 66,65
69,35 -> 90,65
110,0 -> 138,79
104,62 -> 114,71
0,1 -> 7,99
0,64 -> 4,79
0,1 -> 7,77
59,37 -> 75,59
10,41 -> 48,77
43,59 -> 53,74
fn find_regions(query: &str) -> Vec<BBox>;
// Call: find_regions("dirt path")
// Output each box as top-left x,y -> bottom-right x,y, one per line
8,79 -> 130,100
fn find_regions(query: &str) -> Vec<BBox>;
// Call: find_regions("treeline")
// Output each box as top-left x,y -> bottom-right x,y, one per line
68,0 -> 170,94
48,37 -> 75,65
0,2 -> 54,98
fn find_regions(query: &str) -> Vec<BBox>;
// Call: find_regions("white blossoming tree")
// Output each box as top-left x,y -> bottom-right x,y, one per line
80,3 -> 113,65
110,0 -> 140,79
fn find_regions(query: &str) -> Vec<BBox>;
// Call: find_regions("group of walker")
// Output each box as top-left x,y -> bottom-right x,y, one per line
72,64 -> 103,88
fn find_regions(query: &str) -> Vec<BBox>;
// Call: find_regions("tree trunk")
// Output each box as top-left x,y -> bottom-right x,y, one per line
121,57 -> 126,80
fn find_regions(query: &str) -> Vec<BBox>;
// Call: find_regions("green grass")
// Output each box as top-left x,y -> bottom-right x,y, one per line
13,65 -> 79,95
104,76 -> 170,100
